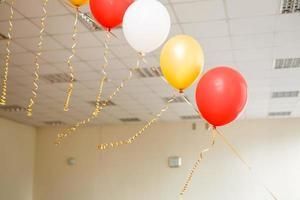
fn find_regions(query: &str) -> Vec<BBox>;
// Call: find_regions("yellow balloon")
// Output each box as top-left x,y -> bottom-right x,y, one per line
160,35 -> 204,92
69,0 -> 88,7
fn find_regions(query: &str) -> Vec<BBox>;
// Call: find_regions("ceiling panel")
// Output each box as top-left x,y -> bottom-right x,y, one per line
0,0 -> 300,126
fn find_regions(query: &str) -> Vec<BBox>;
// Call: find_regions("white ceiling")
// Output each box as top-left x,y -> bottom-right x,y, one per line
0,0 -> 300,126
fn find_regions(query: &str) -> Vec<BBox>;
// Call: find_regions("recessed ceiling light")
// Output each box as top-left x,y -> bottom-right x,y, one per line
274,58 -> 300,69
271,91 -> 299,98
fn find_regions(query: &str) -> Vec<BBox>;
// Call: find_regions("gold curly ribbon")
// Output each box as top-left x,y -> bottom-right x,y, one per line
179,125 -> 279,200
26,0 -> 48,116
55,53 -> 145,145
97,95 -> 176,151
179,127 -> 216,199
0,0 -> 15,106
63,7 -> 79,111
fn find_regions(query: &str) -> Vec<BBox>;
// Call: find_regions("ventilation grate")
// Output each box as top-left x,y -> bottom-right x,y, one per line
41,73 -> 76,84
271,91 -> 299,98
0,33 -> 8,40
268,111 -> 291,116
274,58 -> 300,69
44,121 -> 66,126
280,0 -> 300,13
88,100 -> 115,107
120,117 -> 141,122
180,115 -> 201,120
78,12 -> 102,31
162,96 -> 189,103
135,67 -> 162,78
0,105 -> 26,112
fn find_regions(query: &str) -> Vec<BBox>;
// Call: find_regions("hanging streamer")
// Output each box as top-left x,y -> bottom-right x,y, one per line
0,0 -> 15,105
26,0 -> 49,116
179,127 -> 279,200
63,7 -> 79,111
55,54 -> 145,145
97,94 -> 176,151
179,128 -> 216,199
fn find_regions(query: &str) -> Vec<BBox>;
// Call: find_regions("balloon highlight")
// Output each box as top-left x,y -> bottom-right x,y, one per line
160,35 -> 204,92
195,67 -> 247,126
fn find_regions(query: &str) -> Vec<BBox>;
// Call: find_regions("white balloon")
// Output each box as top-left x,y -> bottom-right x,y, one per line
123,0 -> 171,53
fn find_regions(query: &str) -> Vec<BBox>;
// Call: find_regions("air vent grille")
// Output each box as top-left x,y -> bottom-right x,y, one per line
78,12 -> 102,31
274,58 -> 300,69
271,91 -> 299,98
268,111 -> 291,116
135,67 -> 162,78
0,105 -> 26,112
120,118 -> 140,122
41,73 -> 76,84
280,0 -> 300,13
180,115 -> 201,120
44,121 -> 66,126
88,100 -> 115,107
162,96 -> 189,103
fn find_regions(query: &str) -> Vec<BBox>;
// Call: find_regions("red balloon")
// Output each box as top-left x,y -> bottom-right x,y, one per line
90,0 -> 133,30
195,67 -> 247,126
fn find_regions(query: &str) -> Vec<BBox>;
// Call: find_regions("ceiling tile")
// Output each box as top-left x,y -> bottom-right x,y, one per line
173,0 -> 226,23
11,52 -> 46,65
226,0 -> 281,18
76,47 -> 111,61
32,14 -> 88,35
0,40 -> 26,53
41,49 -> 79,63
14,36 -> 63,51
231,33 -> 275,50
200,36 -> 231,52
53,32 -> 102,49
0,2 -> 24,21
182,20 -> 229,38
234,48 -> 273,62
274,30 -> 300,46
0,19 -> 40,38
229,16 -> 276,36
13,0 -> 69,18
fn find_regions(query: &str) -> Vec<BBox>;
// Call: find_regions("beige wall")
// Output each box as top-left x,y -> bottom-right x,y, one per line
34,118 -> 300,200
0,117 -> 36,200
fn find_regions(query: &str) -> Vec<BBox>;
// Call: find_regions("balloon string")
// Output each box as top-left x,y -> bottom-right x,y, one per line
54,54 -> 145,146
214,128 -> 279,200
0,0 -> 14,106
101,30 -> 111,80
97,94 -> 176,151
179,127 -> 216,199
63,7 -> 78,112
26,0 -> 48,116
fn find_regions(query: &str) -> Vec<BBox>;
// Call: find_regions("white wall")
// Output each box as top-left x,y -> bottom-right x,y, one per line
34,118 -> 300,200
0,117 -> 36,200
